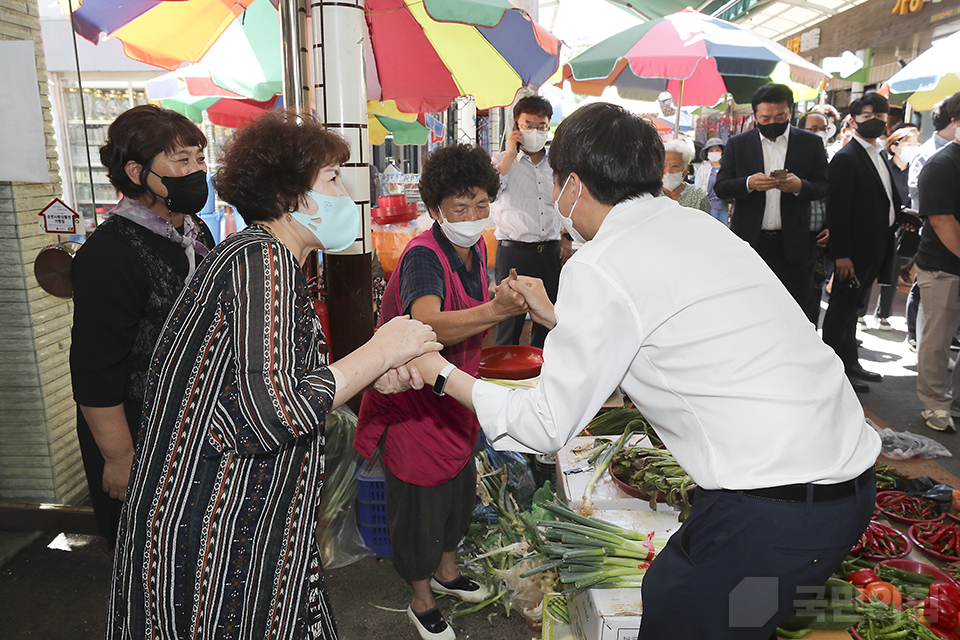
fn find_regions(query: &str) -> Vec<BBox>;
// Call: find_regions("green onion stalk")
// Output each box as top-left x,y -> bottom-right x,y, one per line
522,500 -> 667,593
581,428 -> 634,515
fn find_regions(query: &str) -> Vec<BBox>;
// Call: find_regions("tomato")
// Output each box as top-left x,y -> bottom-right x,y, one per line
931,582 -> 960,609
861,581 -> 903,608
847,568 -> 881,587
925,595 -> 960,630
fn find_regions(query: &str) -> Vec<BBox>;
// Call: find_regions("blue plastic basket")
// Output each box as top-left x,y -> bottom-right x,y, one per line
356,452 -> 391,557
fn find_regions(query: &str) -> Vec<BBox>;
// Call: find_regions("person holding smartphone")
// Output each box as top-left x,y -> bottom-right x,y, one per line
714,84 -> 830,309
490,95 -> 569,349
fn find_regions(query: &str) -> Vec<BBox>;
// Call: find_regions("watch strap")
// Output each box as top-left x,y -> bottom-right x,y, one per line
433,363 -> 457,396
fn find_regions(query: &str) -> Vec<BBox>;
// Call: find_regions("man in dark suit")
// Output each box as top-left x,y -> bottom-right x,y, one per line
822,92 -> 903,393
715,83 -> 830,308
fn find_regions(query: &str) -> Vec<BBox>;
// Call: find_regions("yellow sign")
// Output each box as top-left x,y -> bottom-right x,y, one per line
892,0 -> 924,15
786,35 -> 801,54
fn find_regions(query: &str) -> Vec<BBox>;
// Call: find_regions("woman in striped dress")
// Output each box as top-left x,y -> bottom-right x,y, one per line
107,110 -> 441,640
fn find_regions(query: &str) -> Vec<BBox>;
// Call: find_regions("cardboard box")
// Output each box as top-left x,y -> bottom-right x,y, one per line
569,587 -> 642,640
564,509 -> 680,640
542,592 -> 575,640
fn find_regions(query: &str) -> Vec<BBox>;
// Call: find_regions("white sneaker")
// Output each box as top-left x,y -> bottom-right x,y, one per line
922,409 -> 956,432
876,318 -> 893,331
406,605 -> 455,640
430,575 -> 491,603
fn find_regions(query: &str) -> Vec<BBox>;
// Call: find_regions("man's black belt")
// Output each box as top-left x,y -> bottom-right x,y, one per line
742,467 -> 873,503
760,230 -> 782,238
499,239 -> 559,253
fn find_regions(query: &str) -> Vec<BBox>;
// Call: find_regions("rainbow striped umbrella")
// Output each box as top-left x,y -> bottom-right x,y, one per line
558,8 -> 826,108
365,0 -> 562,113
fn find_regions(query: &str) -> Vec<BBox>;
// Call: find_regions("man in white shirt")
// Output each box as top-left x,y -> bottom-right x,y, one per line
490,95 -> 571,348
822,93 -> 903,393
413,102 -> 879,639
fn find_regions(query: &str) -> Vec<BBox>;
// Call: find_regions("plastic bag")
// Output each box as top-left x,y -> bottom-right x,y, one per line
316,406 -> 373,569
878,428 -> 953,460
499,558 -> 553,626
480,431 -> 537,506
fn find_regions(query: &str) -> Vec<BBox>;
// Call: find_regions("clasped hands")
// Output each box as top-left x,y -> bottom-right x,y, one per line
373,272 -> 555,393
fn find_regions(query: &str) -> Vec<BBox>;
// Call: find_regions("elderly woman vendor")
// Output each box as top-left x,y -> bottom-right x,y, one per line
107,110 -> 440,640
409,103 -> 879,640
355,144 -> 528,640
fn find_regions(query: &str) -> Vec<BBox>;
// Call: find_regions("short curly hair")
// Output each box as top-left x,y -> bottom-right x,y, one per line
214,109 -> 350,223
418,144 -> 500,215
99,105 -> 206,202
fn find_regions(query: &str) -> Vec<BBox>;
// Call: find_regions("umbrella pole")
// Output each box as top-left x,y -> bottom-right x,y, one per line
674,79 -> 685,138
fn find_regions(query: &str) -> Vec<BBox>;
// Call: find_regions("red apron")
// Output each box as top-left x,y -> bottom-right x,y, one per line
354,229 -> 489,486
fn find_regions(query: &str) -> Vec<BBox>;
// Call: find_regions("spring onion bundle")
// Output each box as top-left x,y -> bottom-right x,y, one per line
611,446 -> 695,521
522,500 -> 667,593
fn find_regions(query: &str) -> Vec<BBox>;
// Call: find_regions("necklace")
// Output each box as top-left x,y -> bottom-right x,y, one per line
259,223 -> 279,240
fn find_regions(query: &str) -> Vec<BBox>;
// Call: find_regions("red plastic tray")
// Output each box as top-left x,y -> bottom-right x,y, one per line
877,491 -> 946,525
876,558 -> 960,591
478,345 -> 543,380
908,523 -> 960,562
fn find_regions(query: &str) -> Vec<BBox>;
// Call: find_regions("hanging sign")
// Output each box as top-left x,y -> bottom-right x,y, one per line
821,51 -> 865,79
38,198 -> 81,234
892,0 -> 925,15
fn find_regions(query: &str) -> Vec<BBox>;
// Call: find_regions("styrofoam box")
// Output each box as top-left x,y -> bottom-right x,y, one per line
566,509 -> 681,640
557,435 -> 686,514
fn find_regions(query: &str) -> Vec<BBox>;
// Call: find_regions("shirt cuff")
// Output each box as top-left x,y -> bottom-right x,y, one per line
472,380 -> 538,453
745,176 -> 753,193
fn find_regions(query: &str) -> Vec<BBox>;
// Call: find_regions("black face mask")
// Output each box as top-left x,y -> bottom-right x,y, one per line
856,118 -> 887,140
149,169 -> 209,216
756,121 -> 789,140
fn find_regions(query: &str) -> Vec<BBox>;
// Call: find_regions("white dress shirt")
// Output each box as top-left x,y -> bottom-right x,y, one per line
472,195 -> 880,491
853,134 -> 896,226
755,126 -> 789,230
491,149 -> 560,242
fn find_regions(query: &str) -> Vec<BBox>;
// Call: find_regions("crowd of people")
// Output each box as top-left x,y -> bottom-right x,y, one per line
65,82 -> 960,639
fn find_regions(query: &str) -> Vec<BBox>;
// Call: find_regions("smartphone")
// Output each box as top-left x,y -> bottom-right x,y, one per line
770,169 -> 788,180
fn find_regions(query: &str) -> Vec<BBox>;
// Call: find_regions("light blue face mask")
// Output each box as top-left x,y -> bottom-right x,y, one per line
289,189 -> 361,253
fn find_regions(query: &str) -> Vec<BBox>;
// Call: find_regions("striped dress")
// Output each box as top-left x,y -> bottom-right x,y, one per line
108,225 -> 339,640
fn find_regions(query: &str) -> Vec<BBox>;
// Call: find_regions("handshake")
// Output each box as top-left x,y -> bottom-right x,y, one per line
493,268 -> 556,332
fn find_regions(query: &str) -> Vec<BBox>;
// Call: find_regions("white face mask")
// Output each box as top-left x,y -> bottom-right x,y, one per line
521,128 -> 548,153
554,175 -> 587,245
438,210 -> 487,248
663,171 -> 685,191
707,151 -> 722,163
897,146 -> 920,164
817,131 -> 830,145
826,123 -> 837,140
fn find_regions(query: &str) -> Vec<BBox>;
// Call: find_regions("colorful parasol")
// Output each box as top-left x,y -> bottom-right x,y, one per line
557,8 -> 827,107
365,0 -> 562,113
71,0 -> 257,71
881,30 -> 960,112
367,101 -> 445,145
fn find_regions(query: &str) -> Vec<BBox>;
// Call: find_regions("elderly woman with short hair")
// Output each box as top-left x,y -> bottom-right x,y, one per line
662,139 -> 711,214
107,109 -> 441,640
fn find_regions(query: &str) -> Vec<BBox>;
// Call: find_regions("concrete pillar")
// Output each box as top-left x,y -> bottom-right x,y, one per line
309,0 -> 374,366
0,0 -> 85,504
850,49 -> 867,101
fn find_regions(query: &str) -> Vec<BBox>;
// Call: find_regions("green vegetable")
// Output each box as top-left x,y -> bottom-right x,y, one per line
854,599 -> 939,640
582,429 -> 634,513
610,446 -> 695,521
523,499 -> 667,592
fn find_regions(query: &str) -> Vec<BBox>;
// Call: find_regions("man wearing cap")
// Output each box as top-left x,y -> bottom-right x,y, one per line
490,95 -> 570,349
714,83 -> 831,308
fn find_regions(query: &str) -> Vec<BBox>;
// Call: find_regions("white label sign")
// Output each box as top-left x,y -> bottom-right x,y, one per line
38,198 -> 81,234
821,51 -> 865,79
